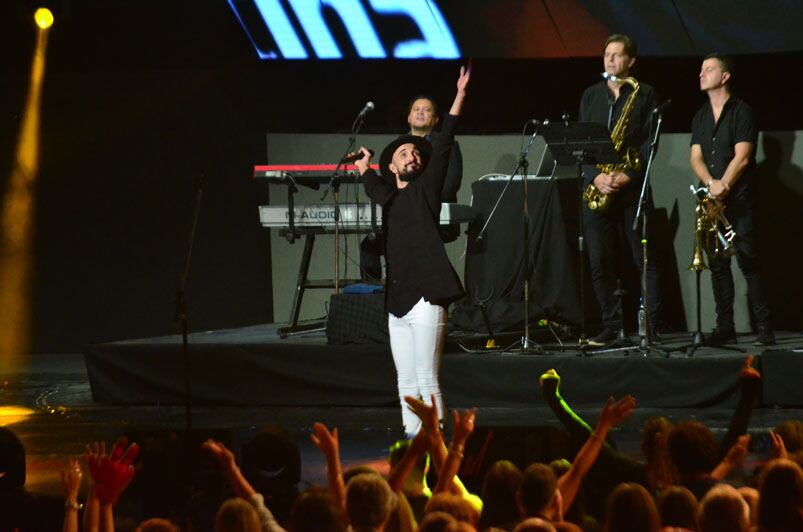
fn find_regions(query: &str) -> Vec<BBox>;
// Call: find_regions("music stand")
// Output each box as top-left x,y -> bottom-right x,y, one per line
538,122 -> 638,354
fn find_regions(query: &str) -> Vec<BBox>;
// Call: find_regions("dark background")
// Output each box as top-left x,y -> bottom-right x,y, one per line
2,1 -> 802,352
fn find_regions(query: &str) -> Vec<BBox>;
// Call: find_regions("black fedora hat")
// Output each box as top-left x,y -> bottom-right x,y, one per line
379,135 -> 432,179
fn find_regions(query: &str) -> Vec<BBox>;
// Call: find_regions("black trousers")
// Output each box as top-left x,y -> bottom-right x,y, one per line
707,196 -> 771,331
583,199 -> 663,331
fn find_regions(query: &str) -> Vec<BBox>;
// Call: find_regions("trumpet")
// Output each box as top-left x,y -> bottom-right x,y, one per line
688,185 -> 736,271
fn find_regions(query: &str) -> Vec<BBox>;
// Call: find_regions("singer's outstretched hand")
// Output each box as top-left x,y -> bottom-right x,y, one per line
354,146 -> 372,175
449,62 -> 472,117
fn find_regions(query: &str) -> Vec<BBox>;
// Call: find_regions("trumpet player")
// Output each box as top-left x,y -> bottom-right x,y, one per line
579,34 -> 664,346
690,53 -> 775,346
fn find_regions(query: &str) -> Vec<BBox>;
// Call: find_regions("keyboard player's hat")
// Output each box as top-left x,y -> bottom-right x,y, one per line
379,134 -> 432,180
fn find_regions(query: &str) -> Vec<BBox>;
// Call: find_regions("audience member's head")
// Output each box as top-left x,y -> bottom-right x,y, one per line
418,511 -> 457,532
241,425 -> 301,490
668,422 -> 718,480
519,464 -> 558,519
604,482 -> 660,532
346,473 -> 395,531
479,460 -> 522,529
642,417 -> 673,461
656,486 -> 698,531
737,486 -> 759,528
214,498 -> 261,532
286,486 -> 345,532
135,518 -> 181,532
554,523 -> 582,532
698,484 -> 749,532
343,465 -> 382,486
0,427 -> 26,491
425,493 -> 479,525
513,517 -> 556,532
774,420 -> 803,453
757,458 -> 803,532
241,425 -> 301,524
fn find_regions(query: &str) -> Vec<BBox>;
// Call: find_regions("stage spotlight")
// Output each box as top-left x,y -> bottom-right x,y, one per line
34,7 -> 53,29
0,406 -> 35,427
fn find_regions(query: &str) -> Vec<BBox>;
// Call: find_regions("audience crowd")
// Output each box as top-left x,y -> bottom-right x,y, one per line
1,356 -> 802,532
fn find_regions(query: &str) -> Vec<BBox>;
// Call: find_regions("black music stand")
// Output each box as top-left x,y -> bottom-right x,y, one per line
538,122 -> 637,354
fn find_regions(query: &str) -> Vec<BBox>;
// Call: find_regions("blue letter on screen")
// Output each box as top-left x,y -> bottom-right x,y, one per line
369,0 -> 460,58
252,0 -> 309,58
288,0 -> 386,59
229,0 -> 460,60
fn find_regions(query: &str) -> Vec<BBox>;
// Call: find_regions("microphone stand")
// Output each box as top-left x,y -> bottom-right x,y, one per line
174,175 -> 203,429
471,119 -> 546,354
321,110 -> 367,293
631,108 -> 673,357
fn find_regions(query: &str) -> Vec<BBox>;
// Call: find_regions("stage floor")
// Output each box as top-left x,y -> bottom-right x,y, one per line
83,324 -> 803,409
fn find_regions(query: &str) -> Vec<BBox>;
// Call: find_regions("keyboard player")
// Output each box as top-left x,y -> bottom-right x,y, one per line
352,65 -> 470,438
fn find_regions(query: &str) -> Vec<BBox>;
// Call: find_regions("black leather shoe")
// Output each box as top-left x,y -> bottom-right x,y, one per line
588,327 -> 617,347
706,327 -> 737,345
754,326 -> 776,346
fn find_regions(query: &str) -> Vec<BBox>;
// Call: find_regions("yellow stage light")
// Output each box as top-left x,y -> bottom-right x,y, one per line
0,406 -> 35,427
34,8 -> 54,29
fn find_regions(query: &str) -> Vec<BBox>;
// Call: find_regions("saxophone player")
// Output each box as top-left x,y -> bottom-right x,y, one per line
579,34 -> 664,346
690,54 -> 775,346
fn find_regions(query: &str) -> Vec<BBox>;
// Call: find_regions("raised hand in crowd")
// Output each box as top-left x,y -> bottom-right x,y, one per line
311,422 -> 347,524
87,437 -> 138,507
769,430 -> 788,460
203,439 -> 287,532
85,438 -> 139,532
435,408 -> 477,495
740,354 -> 760,380
404,396 -> 483,512
712,434 -> 751,480
203,439 -> 255,499
557,395 -> 636,514
61,459 -> 83,532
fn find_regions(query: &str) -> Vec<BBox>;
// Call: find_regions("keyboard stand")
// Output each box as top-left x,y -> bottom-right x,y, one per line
277,228 -> 366,339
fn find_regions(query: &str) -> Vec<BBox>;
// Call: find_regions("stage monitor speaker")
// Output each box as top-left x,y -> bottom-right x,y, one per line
119,428 -> 234,525
326,292 -> 388,344
457,425 -> 572,493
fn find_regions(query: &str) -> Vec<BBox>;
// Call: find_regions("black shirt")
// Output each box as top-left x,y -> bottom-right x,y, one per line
690,96 -> 757,200
360,114 -> 464,317
579,79 -> 658,206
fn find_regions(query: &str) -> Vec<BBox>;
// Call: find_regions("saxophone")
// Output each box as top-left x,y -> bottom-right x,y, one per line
583,73 -> 643,212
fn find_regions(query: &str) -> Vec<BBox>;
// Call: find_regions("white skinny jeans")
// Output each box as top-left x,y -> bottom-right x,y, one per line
388,297 -> 447,437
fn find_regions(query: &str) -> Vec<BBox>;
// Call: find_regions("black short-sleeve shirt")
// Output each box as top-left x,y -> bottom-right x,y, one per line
690,96 -> 757,199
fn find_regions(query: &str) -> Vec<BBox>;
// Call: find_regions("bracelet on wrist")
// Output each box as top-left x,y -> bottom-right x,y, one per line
65,499 -> 84,511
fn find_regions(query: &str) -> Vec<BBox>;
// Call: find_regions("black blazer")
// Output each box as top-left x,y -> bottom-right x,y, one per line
360,114 -> 464,317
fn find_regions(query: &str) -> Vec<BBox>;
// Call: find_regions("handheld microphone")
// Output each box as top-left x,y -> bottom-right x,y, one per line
652,99 -> 672,115
341,149 -> 375,164
356,101 -> 375,120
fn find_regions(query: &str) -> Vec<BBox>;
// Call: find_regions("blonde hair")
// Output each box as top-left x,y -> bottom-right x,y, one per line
214,498 -> 261,532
